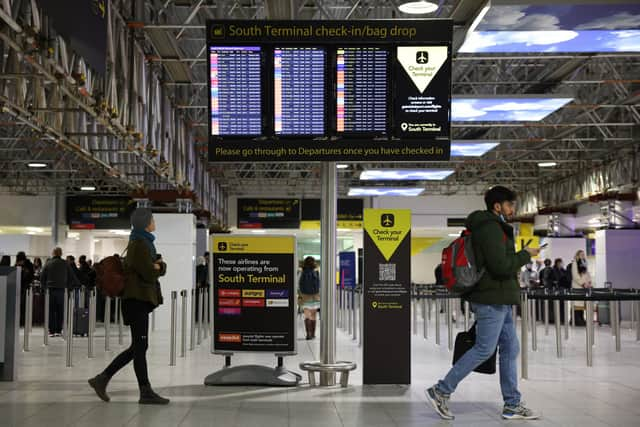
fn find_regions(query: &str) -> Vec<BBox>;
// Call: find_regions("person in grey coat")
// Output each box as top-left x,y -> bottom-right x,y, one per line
40,247 -> 80,337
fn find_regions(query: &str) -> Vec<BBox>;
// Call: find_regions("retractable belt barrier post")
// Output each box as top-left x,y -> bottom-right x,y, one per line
531,297 -> 538,352
464,301 -> 470,331
197,288 -> 203,345
190,288 -> 196,351
104,296 -> 111,351
544,299 -> 549,336
152,311 -> 156,332
520,291 -> 529,380
23,285 -> 32,352
201,288 -> 207,339
435,298 -> 441,346
554,299 -> 562,358
88,288 -> 96,358
586,300 -> 594,366
43,287 -> 49,346
180,290 -> 187,358
446,298 -> 453,351
170,291 -> 177,366
423,298 -> 428,340
65,289 -> 75,367
412,298 -> 417,336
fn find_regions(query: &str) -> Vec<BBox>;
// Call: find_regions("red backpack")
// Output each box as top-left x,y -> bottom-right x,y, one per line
94,252 -> 127,297
441,230 -> 484,293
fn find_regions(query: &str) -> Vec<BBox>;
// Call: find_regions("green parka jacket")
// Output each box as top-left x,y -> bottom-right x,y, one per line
122,239 -> 166,307
465,210 -> 531,306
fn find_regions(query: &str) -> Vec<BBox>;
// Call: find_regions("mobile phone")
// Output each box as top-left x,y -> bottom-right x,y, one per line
523,239 -> 533,248
539,243 -> 548,249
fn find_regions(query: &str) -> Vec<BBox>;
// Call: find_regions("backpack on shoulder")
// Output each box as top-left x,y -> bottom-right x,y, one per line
94,250 -> 127,297
441,230 -> 484,293
299,269 -> 320,294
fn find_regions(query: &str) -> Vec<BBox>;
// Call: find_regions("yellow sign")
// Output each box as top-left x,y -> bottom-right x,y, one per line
300,220 -> 363,230
242,289 -> 265,298
516,236 -> 540,253
411,238 -> 441,256
364,209 -> 411,262
212,235 -> 295,254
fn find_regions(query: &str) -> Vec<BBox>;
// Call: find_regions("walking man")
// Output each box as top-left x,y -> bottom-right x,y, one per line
426,186 -> 541,420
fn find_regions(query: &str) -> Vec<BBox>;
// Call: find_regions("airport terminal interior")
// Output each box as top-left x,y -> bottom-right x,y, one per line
0,0 -> 640,426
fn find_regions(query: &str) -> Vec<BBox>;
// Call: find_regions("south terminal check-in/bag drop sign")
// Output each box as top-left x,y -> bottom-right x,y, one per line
212,235 -> 296,354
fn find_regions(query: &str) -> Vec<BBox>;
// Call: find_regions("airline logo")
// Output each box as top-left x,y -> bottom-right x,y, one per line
218,333 -> 241,343
267,289 -> 289,298
266,299 -> 289,308
242,289 -> 265,298
218,307 -> 241,316
243,298 -> 265,308
219,298 -> 241,307
219,289 -> 241,298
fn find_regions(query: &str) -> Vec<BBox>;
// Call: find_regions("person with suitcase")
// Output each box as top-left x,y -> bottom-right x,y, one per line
88,208 -> 169,405
426,186 -> 541,421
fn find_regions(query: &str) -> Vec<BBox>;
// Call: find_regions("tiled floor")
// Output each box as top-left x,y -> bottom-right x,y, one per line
2,312 -> 640,426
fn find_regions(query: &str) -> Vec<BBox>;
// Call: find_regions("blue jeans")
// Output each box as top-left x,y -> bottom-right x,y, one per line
437,303 -> 521,407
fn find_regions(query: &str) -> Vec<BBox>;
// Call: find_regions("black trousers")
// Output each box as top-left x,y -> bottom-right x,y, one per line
48,288 -> 66,334
103,312 -> 150,387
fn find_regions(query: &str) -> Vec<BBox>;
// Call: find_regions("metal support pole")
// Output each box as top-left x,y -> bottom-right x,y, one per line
43,288 -> 49,346
352,289 -> 357,341
63,286 -> 68,337
435,298 -> 441,346
66,289 -> 75,367
446,298 -> 453,351
190,288 -> 196,351
564,300 -> 570,340
554,300 -> 562,358
544,300 -> 549,336
320,162 -> 337,386
423,298 -> 428,340
631,300 -> 636,331
614,300 -> 621,352
520,292 -> 528,380
104,296 -> 111,352
636,300 -> 640,341
180,290 -> 187,358
88,288 -> 95,358
201,288 -> 208,339
23,286 -> 32,351
457,299 -> 463,329
428,298 -> 432,321
170,291 -> 177,366
117,297 -> 123,345
197,288 -> 203,345
464,301 -> 470,331
531,299 -> 538,352
586,300 -> 594,367
358,289 -> 363,347
571,301 -> 575,328
412,299 -> 417,336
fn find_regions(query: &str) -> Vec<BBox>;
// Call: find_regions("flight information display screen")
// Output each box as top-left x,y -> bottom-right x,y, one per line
274,47 -> 326,136
209,46 -> 262,136
337,47 -> 388,134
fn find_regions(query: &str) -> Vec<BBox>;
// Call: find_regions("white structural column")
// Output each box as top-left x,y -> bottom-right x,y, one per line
153,214 -> 197,331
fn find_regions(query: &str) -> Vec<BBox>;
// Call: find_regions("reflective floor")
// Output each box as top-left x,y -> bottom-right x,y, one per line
2,313 -> 640,426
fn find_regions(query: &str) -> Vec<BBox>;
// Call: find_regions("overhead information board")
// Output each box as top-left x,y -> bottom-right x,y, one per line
274,47 -> 326,135
337,47 -> 388,134
209,46 -> 263,136
212,235 -> 296,354
237,198 -> 300,229
67,196 -> 135,230
207,20 -> 452,162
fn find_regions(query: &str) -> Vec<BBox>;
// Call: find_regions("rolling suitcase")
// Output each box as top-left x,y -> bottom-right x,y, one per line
73,307 -> 90,336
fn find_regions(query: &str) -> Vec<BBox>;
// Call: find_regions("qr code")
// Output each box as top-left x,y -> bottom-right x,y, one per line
379,264 -> 396,281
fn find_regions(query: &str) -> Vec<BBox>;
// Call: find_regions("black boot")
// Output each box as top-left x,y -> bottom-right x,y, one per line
88,373 -> 111,402
139,385 -> 170,405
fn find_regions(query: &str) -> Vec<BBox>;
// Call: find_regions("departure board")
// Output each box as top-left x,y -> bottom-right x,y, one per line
209,46 -> 262,136
337,47 -> 388,133
274,47 -> 325,135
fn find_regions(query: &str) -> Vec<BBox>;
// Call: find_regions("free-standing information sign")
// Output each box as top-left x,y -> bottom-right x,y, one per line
363,209 -> 411,384
212,235 -> 296,354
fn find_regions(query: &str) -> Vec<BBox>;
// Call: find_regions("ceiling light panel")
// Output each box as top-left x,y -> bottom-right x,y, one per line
360,169 -> 454,181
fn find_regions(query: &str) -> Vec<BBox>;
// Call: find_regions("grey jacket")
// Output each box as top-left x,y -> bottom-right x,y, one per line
40,257 -> 81,289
